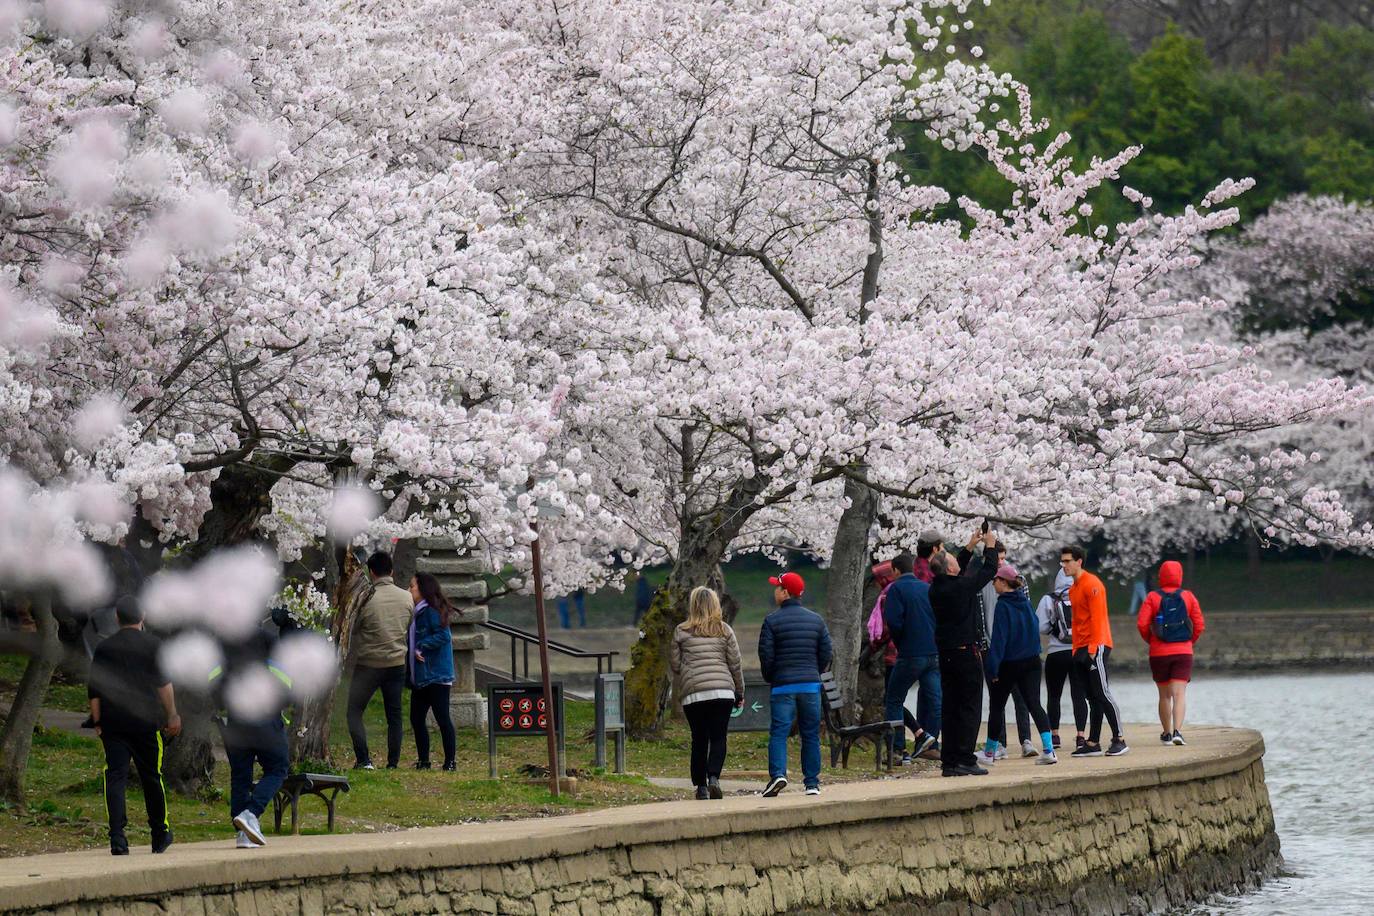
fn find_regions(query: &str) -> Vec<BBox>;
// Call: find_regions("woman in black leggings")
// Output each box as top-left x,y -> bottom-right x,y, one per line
407,572 -> 457,770
669,587 -> 745,798
984,565 -> 1057,763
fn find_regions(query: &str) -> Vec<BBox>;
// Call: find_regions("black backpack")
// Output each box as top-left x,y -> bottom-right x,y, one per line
1046,592 -> 1073,643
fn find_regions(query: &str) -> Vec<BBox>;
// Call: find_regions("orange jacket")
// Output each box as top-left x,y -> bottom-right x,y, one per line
1069,571 -> 1112,653
1135,560 -> 1206,657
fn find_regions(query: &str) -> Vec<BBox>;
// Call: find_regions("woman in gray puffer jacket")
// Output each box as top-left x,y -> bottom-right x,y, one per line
670,587 -> 745,799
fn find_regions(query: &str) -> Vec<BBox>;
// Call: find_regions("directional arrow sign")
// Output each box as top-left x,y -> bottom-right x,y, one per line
727,680 -> 772,732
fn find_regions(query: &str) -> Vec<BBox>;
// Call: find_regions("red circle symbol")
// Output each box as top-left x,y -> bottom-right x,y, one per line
499,715 -> 515,729
519,714 -> 533,729
499,698 -> 515,713
536,698 -> 547,713
518,698 -> 533,713
537,714 -> 548,729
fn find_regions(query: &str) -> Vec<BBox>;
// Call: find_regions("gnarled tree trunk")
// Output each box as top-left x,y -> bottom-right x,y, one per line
291,551 -> 374,764
823,476 -> 878,717
0,596 -> 61,808
166,458 -> 296,795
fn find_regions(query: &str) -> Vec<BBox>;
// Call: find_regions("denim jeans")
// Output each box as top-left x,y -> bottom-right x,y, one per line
884,654 -> 941,750
768,690 -> 822,788
226,718 -> 289,820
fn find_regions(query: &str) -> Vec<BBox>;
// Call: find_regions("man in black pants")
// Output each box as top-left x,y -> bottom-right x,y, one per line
347,551 -> 413,769
87,596 -> 181,855
928,526 -> 1000,776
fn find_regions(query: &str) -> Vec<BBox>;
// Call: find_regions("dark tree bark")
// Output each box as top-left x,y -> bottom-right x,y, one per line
823,476 -> 879,717
291,552 -> 374,764
0,596 -> 61,808
165,457 -> 297,795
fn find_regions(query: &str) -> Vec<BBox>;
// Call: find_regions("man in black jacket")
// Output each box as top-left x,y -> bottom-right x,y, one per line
87,596 -> 181,855
757,572 -> 832,798
929,526 -> 1000,776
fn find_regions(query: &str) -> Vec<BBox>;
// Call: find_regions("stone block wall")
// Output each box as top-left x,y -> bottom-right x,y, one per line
9,729 -> 1279,916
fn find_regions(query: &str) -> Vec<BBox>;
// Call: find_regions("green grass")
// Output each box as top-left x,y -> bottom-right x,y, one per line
0,666 -> 893,858
488,552 -> 1374,631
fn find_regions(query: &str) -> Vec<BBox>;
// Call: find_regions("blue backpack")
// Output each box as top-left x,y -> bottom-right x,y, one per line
1151,590 -> 1194,643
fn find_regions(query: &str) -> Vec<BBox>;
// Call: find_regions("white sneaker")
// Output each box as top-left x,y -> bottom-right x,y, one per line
1036,751 -> 1058,766
233,809 -> 266,846
235,830 -> 255,849
804,786 -> 820,796
1021,740 -> 1039,758
977,749 -> 999,764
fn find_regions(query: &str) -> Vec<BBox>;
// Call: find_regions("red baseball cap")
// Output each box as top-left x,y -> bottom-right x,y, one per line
769,572 -> 805,597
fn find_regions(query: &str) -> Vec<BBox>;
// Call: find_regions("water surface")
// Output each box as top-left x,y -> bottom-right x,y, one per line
1110,671 -> 1372,915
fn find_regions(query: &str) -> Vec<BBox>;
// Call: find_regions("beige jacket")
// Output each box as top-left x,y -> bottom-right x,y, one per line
353,577 -> 414,668
669,623 -> 744,705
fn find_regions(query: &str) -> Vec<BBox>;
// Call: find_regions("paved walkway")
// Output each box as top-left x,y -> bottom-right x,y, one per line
0,723 -> 1263,913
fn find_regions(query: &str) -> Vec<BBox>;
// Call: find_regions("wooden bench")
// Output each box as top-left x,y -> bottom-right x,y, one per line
819,671 -> 904,772
273,773 -> 349,835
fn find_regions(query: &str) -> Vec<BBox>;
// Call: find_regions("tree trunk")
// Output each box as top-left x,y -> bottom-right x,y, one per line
823,476 -> 878,717
290,552 -> 374,764
0,596 -> 61,809
624,541 -> 729,736
166,458 -> 296,795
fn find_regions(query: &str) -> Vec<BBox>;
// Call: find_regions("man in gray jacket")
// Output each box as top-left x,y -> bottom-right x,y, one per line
347,551 -> 414,769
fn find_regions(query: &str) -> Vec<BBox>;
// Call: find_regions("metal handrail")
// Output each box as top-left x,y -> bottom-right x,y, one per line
480,618 -> 619,680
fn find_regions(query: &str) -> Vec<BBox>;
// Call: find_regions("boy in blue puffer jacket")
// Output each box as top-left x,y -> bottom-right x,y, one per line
985,564 -> 1057,765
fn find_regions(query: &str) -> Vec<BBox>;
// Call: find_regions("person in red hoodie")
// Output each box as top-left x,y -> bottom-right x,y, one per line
1136,560 -> 1206,746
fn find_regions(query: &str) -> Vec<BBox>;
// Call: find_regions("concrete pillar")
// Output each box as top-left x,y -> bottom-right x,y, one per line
415,539 -> 490,733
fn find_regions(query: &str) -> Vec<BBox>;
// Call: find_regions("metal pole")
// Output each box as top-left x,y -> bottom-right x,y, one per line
529,521 -> 561,798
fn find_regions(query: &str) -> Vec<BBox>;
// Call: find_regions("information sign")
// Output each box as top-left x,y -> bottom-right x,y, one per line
727,678 -> 772,732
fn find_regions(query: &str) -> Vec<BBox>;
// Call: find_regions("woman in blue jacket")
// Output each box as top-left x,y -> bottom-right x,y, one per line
985,564 -> 1057,765
407,572 -> 457,770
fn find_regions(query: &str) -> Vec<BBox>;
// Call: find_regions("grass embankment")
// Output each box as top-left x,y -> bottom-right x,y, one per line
492,554 -> 1374,630
0,655 -> 902,858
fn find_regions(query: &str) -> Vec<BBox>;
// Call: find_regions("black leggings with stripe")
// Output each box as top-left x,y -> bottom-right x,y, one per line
1073,646 -> 1123,744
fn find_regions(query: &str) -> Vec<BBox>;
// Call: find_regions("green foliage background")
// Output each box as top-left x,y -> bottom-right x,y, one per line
900,4 -> 1374,229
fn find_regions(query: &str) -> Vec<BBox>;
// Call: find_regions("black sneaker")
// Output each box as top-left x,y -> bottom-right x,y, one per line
1160,731 -> 1173,744
762,776 -> 787,798
1052,733 -> 1062,749
152,830 -> 174,854
1075,735 -> 1086,751
1071,742 -> 1104,757
1106,738 -> 1130,757
441,760 -> 457,771
694,785 -> 709,800
913,733 -> 938,757
707,776 -> 723,800
413,761 -> 432,770
1171,730 -> 1186,746
941,763 -> 990,777
110,834 -> 129,856
900,752 -> 913,766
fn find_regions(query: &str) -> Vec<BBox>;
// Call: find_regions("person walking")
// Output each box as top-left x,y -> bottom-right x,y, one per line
1136,560 -> 1206,746
87,596 -> 180,855
347,550 -> 413,769
1061,545 -> 1129,757
983,564 -> 1057,764
929,525 -> 1000,777
210,624 -> 292,849
757,572 -> 832,798
972,540 -> 1033,761
1037,569 -> 1087,751
670,586 -> 745,799
408,572 -> 457,770
881,553 -> 941,764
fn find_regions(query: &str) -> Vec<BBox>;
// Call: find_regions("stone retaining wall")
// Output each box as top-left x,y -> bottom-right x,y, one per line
5,727 -> 1278,916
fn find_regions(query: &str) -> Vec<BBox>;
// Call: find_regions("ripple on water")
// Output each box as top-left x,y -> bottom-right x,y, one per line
1112,671 -> 1374,915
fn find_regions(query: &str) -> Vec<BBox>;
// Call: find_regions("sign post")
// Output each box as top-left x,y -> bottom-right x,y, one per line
727,678 -> 772,732
528,521 -> 562,797
594,672 -> 626,773
487,682 -> 565,778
